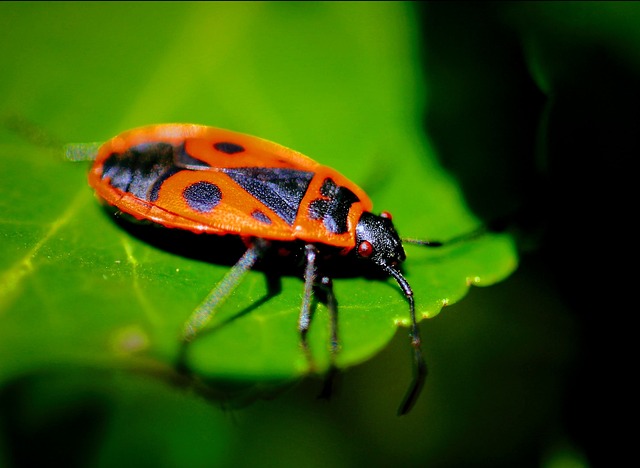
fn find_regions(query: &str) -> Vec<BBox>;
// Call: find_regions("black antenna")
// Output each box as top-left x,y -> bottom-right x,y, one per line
403,225 -> 487,248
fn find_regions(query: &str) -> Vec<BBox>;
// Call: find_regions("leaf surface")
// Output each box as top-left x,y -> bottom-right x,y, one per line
0,2 -> 517,402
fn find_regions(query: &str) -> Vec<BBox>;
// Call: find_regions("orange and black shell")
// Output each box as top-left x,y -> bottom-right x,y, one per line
88,124 -> 373,250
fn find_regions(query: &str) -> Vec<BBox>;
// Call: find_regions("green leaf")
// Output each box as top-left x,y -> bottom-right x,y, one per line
0,2 -> 517,404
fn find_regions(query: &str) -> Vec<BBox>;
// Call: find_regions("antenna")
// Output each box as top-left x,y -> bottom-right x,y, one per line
403,225 -> 487,248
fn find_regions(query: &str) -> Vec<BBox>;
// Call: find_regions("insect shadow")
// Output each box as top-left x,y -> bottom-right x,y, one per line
107,210 -> 394,394
109,210 -> 391,280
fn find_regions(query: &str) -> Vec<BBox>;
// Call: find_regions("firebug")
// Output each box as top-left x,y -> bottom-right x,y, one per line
87,123 -> 475,414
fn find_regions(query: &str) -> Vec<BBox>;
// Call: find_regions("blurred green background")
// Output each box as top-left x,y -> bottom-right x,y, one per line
2,2 -> 637,467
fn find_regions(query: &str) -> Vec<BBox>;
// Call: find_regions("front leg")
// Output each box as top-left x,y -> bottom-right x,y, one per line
299,246 -> 340,399
316,275 -> 339,400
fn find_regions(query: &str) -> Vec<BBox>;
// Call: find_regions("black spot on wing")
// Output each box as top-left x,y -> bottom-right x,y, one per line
102,143 -> 176,200
101,143 -> 210,202
308,199 -> 329,220
148,167 -> 180,202
222,167 -> 314,225
307,178 -> 360,234
183,182 -> 222,213
251,210 -> 272,225
175,145 -> 211,169
214,142 -> 245,154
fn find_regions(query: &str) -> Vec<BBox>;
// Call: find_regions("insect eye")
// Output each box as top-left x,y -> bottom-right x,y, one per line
358,241 -> 374,258
380,211 -> 392,220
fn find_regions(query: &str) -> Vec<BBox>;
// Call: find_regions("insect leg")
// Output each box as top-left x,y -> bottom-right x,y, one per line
182,238 -> 269,342
317,276 -> 339,400
299,244 -> 318,370
322,277 -> 339,366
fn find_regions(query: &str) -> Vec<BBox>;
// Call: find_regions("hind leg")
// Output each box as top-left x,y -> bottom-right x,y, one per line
182,238 -> 269,342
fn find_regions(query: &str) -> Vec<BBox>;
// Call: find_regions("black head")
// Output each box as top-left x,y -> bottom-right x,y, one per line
355,211 -> 425,415
354,212 -> 406,269
354,210 -> 483,414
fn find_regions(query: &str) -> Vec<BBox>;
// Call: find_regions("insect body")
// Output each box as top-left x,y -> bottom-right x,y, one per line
88,124 -> 427,414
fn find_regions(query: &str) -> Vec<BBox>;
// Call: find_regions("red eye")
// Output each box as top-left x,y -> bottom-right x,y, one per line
380,211 -> 392,220
358,241 -> 373,258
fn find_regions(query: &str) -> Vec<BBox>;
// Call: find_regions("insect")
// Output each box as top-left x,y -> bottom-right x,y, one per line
88,123 -> 459,414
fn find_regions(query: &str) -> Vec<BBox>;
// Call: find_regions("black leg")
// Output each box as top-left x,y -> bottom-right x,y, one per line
403,225 -> 487,248
317,276 -> 339,400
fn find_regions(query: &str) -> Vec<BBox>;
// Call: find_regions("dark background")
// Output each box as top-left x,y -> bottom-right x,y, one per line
420,3 -> 636,466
